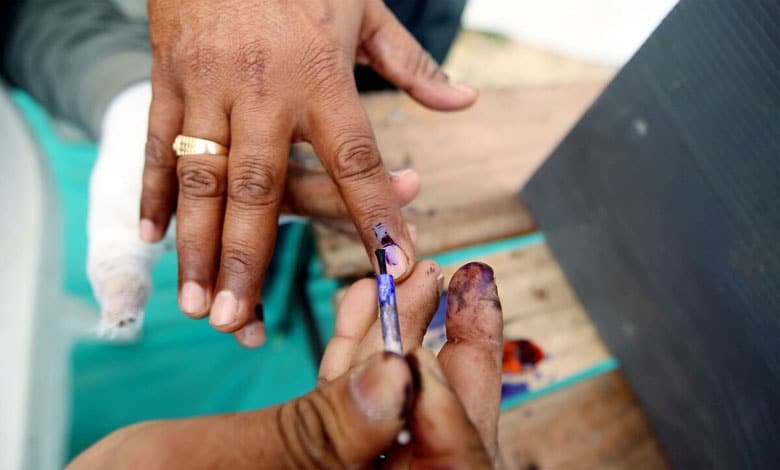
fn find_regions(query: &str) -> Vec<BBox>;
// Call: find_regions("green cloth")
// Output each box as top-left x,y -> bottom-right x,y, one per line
12,91 -> 318,461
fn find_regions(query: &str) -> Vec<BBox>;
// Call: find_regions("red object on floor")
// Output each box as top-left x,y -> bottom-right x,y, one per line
502,339 -> 545,373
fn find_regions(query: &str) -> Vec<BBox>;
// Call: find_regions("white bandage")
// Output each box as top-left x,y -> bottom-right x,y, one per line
88,81 -> 161,339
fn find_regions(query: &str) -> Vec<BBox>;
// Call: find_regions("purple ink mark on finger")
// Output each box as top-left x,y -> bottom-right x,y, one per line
373,223 -> 395,246
373,223 -> 401,266
384,245 -> 402,266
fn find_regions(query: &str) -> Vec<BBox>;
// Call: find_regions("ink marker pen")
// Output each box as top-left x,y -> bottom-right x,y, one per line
375,248 -> 403,355
375,249 -> 412,449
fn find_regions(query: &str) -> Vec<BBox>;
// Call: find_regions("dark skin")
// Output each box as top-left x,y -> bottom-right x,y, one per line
139,0 -> 478,346
68,261 -> 502,469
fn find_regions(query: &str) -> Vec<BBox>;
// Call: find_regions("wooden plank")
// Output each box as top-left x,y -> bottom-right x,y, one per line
314,82 -> 606,278
498,371 -> 669,470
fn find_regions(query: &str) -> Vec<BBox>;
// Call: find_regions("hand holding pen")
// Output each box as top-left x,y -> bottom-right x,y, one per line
318,260 -> 504,465
68,261 -> 502,468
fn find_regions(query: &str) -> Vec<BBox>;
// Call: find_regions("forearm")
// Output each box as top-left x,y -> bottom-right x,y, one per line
67,410 -> 285,470
2,0 -> 151,137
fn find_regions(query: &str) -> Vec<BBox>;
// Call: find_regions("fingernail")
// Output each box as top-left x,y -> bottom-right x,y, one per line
180,281 -> 207,315
139,219 -> 157,243
447,262 -> 501,313
373,222 -> 410,278
235,320 -> 266,348
452,81 -> 478,95
210,291 -> 238,327
389,168 -> 414,182
350,355 -> 410,420
436,274 -> 445,294
384,244 -> 409,278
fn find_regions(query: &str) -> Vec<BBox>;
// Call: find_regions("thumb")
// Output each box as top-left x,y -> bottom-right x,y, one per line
273,352 -> 412,468
359,0 -> 478,111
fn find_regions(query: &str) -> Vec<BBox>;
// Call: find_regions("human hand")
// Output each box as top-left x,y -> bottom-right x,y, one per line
87,81 -> 420,343
68,262 -> 502,469
139,0 -> 478,341
319,260 -> 504,463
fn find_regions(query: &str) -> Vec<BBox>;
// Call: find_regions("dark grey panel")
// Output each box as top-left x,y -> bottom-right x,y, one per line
522,1 -> 780,468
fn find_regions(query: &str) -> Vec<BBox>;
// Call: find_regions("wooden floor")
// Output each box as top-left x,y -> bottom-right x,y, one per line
498,371 -> 668,470
312,32 -> 668,468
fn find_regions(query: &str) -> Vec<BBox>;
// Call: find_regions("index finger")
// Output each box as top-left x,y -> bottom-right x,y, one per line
309,88 -> 414,279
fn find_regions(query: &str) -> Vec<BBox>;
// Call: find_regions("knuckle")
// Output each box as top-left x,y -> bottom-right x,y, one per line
331,132 -> 383,182
358,204 -> 394,230
177,160 -> 225,198
299,39 -> 348,93
228,160 -> 279,206
301,39 -> 341,76
177,234 -> 210,259
277,391 -> 346,468
220,244 -> 256,276
234,40 -> 269,89
183,45 -> 220,82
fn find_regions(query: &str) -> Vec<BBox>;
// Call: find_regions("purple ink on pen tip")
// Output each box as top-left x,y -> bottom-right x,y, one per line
375,249 -> 403,355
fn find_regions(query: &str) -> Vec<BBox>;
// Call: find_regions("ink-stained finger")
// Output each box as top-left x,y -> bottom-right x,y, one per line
318,278 -> 378,384
437,262 -> 503,458
309,85 -> 414,279
354,260 -> 443,363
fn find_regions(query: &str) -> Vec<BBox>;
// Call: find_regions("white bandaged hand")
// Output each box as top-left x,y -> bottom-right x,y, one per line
87,81 -> 163,339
